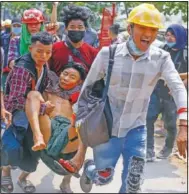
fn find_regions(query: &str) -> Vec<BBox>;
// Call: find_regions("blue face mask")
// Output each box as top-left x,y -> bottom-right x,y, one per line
127,37 -> 146,56
166,41 -> 176,48
12,27 -> 22,36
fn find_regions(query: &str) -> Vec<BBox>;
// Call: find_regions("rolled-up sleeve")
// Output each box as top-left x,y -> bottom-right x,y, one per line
4,67 -> 32,112
8,37 -> 20,66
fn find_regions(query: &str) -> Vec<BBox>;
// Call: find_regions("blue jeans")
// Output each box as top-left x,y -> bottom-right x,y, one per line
147,91 -> 177,151
85,126 -> 146,193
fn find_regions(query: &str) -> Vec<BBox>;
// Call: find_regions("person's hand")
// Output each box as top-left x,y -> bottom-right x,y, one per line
45,23 -> 59,34
1,108 -> 12,127
177,120 -> 188,158
53,2 -> 59,7
9,60 -> 15,69
45,101 -> 55,115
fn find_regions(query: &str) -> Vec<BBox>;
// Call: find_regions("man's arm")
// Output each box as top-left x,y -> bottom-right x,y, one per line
51,2 -> 59,23
8,37 -> 20,69
5,67 -> 32,112
161,54 -> 188,158
1,91 -> 12,127
179,72 -> 187,80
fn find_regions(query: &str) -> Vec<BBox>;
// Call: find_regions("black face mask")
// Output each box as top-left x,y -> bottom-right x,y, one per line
68,30 -> 85,43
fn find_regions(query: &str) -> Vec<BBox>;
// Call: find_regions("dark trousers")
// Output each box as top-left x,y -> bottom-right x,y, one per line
1,110 -> 40,173
146,90 -> 177,151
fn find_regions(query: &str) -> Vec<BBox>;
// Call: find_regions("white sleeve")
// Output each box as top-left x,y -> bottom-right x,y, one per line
74,47 -> 109,114
161,53 -> 187,120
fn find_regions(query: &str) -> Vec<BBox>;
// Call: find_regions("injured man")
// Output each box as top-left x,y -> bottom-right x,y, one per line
25,62 -> 87,191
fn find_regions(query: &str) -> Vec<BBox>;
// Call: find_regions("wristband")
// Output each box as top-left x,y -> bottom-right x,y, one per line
178,124 -> 188,127
177,107 -> 187,114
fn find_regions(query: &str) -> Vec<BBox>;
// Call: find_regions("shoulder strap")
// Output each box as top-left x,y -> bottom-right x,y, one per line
102,44 -> 117,100
65,39 -> 90,69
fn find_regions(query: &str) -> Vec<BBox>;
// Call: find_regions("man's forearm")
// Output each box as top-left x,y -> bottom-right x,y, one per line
1,91 -> 5,109
51,3 -> 58,23
179,72 -> 188,80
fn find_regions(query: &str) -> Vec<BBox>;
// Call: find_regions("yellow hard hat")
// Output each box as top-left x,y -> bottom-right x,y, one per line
4,19 -> 12,26
127,3 -> 164,29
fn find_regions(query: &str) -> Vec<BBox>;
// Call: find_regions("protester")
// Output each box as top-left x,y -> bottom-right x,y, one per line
109,23 -> 121,44
48,4 -> 99,192
1,31 -> 53,193
76,4 -> 187,193
48,4 -> 99,77
1,18 -> 22,91
146,24 -> 188,161
83,26 -> 99,48
1,46 -> 12,129
1,19 -> 12,90
7,8 -> 45,70
25,62 -> 86,193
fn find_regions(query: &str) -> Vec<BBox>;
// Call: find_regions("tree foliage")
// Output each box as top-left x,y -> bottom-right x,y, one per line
124,2 -> 188,22
2,1 -> 188,22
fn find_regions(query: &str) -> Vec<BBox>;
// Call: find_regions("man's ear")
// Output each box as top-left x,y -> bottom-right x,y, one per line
29,45 -> 32,53
127,24 -> 132,35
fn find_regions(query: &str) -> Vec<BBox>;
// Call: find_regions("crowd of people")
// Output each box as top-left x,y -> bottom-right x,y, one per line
1,2 -> 188,193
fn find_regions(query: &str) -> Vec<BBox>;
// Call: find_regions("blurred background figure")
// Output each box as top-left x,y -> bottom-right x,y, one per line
109,23 -> 121,44
11,18 -> 22,37
146,24 -> 187,162
1,20 -> 5,34
83,23 -> 99,48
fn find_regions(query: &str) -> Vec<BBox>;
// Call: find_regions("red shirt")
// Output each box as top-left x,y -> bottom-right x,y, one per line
48,41 -> 99,76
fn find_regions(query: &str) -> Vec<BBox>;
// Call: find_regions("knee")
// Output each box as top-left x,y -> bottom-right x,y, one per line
27,91 -> 42,101
95,168 -> 114,185
164,120 -> 176,131
126,156 -> 145,193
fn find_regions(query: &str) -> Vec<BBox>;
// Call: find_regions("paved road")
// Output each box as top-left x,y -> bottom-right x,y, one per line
10,136 -> 187,193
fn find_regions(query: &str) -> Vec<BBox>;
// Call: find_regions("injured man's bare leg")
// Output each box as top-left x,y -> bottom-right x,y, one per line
59,136 -> 88,173
25,91 -> 50,151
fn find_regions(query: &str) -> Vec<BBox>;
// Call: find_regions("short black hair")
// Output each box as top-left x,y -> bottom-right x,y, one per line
109,23 -> 120,35
31,31 -> 53,45
61,62 -> 87,80
60,4 -> 91,28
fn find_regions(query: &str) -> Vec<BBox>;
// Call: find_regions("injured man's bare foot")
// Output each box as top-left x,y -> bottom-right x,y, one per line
59,153 -> 85,173
32,135 -> 46,151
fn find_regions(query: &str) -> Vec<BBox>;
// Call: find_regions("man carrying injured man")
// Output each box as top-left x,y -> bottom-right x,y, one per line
25,61 -> 87,192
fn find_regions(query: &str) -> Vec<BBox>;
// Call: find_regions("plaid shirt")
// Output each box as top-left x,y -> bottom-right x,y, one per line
8,36 -> 20,67
76,41 -> 187,137
4,66 -> 48,114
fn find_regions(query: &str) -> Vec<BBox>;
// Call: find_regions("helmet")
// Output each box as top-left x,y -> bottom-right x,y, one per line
4,19 -> 12,26
22,8 -> 45,24
127,3 -> 164,29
